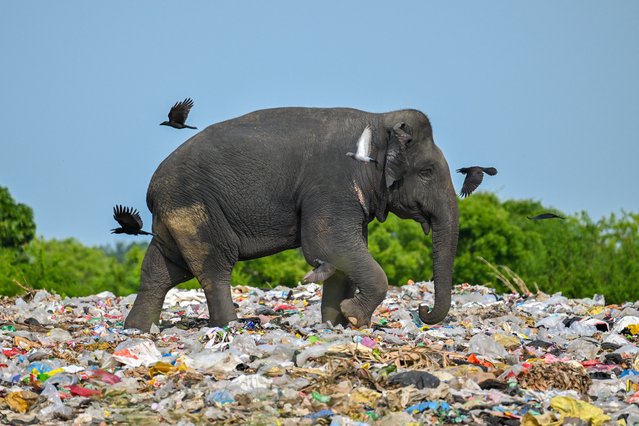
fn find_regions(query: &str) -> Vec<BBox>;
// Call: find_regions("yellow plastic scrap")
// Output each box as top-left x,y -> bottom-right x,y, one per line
500,323 -> 529,340
14,336 -> 40,350
46,367 -> 65,377
587,306 -> 605,316
148,361 -> 176,378
5,391 -> 39,414
349,387 -> 381,405
493,333 -> 521,349
520,412 -> 561,426
549,396 -> 611,426
627,324 -> 639,335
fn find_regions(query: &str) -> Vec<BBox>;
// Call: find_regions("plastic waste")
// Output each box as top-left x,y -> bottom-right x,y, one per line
226,374 -> 273,397
39,382 -> 73,420
305,409 -> 334,419
0,282 -> 638,424
613,316 -> 639,333
566,339 -> 599,360
405,400 -> 451,414
387,370 -> 441,389
467,333 -> 508,358
89,369 -> 121,384
45,372 -> 78,387
69,384 -> 102,397
549,396 -> 611,426
206,389 -> 235,406
112,338 -> 162,367
5,390 -> 39,414
295,342 -> 330,366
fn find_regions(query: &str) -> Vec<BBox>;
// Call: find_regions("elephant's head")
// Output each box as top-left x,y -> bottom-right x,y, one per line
378,110 -> 459,324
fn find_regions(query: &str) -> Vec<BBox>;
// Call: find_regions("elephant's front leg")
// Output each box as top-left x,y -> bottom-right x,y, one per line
321,271 -> 356,327
302,216 -> 388,328
337,256 -> 388,328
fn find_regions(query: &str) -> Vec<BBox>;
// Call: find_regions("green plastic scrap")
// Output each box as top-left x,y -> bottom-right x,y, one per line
311,391 -> 331,403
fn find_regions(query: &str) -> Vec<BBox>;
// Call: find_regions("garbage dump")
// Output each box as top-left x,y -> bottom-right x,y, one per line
1,281 -> 638,425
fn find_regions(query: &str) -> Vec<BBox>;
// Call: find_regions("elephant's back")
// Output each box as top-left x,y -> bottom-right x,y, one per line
146,107 -> 375,214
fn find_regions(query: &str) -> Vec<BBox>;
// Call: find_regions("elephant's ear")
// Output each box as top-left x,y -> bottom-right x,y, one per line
384,122 -> 412,188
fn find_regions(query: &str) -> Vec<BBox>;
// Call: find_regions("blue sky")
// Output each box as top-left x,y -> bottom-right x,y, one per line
2,2 -> 638,247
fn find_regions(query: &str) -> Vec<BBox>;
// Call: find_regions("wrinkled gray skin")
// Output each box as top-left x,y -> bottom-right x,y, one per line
124,107 -> 459,331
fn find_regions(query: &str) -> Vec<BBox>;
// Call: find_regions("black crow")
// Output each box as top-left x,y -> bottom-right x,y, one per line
111,205 -> 153,236
160,98 -> 197,129
527,213 -> 565,220
457,166 -> 498,198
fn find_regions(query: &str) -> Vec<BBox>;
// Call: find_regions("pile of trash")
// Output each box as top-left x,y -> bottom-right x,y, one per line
1,281 -> 639,425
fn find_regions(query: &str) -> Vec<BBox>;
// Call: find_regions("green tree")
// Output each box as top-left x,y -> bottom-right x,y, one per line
23,238 -> 118,297
0,186 -> 35,248
369,214 -> 431,285
231,249 -> 309,287
454,193 -> 545,291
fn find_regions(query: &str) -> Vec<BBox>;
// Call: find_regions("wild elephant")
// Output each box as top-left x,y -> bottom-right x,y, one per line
124,107 -> 459,331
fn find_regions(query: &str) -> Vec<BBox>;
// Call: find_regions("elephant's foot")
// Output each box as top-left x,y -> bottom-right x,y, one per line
124,288 -> 169,332
208,311 -> 238,328
124,306 -> 159,333
322,304 -> 349,327
340,298 -> 373,329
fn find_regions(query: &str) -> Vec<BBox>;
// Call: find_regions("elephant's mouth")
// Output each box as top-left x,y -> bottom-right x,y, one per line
421,219 -> 431,235
411,209 -> 432,235
392,205 -> 432,235
408,210 -> 432,235
420,216 -> 432,235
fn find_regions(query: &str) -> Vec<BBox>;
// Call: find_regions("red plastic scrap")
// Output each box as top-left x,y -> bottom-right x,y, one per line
468,353 -> 495,369
581,360 -> 617,372
68,385 -> 102,397
274,304 -> 297,312
90,369 -> 121,384
2,348 -> 23,358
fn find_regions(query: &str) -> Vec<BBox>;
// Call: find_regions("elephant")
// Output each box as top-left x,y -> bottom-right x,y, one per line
124,107 -> 459,332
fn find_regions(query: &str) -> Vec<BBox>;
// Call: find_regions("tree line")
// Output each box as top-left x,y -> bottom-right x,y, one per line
1,186 -> 637,304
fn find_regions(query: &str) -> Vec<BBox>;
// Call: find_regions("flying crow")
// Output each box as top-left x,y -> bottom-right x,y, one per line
111,205 -> 153,236
527,213 -> 565,220
457,166 -> 498,198
160,98 -> 197,129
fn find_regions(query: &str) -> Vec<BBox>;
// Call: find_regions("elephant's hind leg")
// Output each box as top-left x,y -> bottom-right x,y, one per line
124,239 -> 193,331
164,203 -> 239,327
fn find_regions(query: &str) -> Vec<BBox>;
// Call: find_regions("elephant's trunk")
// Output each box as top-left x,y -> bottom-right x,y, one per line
419,197 -> 459,324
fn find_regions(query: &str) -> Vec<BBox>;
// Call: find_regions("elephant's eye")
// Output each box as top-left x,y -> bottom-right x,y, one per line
419,168 -> 434,180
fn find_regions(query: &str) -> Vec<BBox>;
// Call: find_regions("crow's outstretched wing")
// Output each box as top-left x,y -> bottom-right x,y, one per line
168,98 -> 194,124
528,213 -> 565,220
459,168 -> 484,198
482,167 -> 498,176
113,205 -> 143,231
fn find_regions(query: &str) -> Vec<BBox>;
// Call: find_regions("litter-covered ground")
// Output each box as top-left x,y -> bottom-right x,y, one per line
1,282 -> 639,425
